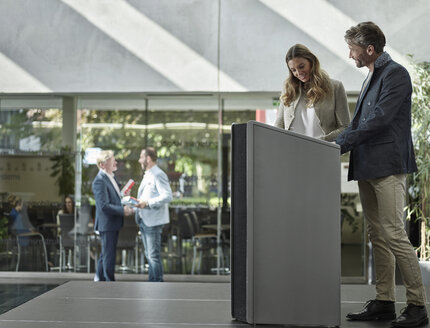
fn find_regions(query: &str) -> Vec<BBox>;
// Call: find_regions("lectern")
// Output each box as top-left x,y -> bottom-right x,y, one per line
231,121 -> 340,326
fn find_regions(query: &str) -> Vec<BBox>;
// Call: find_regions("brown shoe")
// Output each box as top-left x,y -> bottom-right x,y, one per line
347,300 -> 396,321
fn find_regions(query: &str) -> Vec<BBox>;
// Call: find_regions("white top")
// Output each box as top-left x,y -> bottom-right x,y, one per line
289,95 -> 324,139
137,165 -> 172,227
359,71 -> 373,101
100,169 -> 121,198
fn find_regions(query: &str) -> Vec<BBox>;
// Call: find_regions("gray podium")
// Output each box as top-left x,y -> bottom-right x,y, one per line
231,121 -> 341,327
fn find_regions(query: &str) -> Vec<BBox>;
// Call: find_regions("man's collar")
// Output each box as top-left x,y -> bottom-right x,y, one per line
100,169 -> 114,178
374,52 -> 391,69
144,164 -> 158,175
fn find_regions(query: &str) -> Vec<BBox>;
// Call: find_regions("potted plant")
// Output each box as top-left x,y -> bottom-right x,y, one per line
406,59 -> 430,283
50,146 -> 75,198
0,215 -> 13,269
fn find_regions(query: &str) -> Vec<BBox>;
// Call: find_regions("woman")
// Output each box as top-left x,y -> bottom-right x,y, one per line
56,195 -> 75,235
8,194 -> 26,234
7,194 -> 36,248
7,194 -> 34,235
274,44 -> 350,141
57,196 -> 75,217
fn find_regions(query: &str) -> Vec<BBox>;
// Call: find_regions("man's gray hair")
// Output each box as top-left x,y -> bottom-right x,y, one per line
96,150 -> 114,169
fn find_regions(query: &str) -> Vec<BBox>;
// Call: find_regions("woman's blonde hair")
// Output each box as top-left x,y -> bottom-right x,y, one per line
280,44 -> 332,107
96,150 -> 114,169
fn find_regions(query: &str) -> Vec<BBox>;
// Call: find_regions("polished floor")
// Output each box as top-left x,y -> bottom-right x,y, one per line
0,274 -> 428,328
0,283 -> 58,315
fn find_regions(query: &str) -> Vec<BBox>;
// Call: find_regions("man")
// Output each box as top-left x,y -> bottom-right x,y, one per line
92,150 -> 133,281
335,22 -> 427,328
136,147 -> 172,282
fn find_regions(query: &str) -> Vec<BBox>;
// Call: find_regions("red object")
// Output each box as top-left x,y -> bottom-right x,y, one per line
121,179 -> 135,196
256,109 -> 266,123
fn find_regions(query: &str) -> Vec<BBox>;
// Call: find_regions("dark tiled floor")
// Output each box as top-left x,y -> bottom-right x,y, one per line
0,283 -> 58,315
0,277 -> 428,328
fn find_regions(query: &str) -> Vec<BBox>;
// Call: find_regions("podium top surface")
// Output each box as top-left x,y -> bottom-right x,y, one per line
232,120 -> 340,150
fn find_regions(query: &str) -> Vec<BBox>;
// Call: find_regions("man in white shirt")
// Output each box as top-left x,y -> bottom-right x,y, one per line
136,147 -> 172,282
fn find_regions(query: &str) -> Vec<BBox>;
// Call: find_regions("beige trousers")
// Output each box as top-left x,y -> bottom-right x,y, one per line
358,174 -> 426,306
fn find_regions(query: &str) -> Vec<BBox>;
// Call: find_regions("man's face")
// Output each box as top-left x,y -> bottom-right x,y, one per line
102,156 -> 117,174
348,42 -> 372,68
138,151 -> 149,171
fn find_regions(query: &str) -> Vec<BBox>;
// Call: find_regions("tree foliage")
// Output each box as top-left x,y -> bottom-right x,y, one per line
0,108 -> 62,152
406,60 -> 430,260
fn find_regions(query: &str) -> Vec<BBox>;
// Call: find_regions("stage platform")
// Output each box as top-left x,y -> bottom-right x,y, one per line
0,276 -> 428,327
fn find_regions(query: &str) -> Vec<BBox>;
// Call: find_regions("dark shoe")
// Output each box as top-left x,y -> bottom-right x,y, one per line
391,304 -> 428,327
347,299 -> 396,321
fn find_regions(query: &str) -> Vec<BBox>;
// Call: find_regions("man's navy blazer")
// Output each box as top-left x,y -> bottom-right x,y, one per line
92,170 -> 124,232
336,52 -> 417,181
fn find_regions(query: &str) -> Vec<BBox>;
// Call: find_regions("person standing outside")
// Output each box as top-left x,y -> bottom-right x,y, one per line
136,147 -> 172,282
92,150 -> 134,281
274,44 -> 350,141
336,22 -> 427,327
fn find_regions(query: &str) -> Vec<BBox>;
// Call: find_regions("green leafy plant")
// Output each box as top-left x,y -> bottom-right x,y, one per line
406,59 -> 430,260
0,216 -> 10,252
341,194 -> 360,234
0,216 -> 9,240
50,146 -> 75,197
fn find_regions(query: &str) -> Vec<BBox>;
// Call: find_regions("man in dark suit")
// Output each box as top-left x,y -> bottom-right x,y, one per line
336,22 -> 427,328
92,150 -> 133,281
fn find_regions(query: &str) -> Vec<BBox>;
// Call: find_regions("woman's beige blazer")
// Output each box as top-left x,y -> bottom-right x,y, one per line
274,79 -> 350,142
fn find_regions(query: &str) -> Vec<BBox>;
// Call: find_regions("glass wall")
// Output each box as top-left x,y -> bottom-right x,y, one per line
0,94 -> 258,274
0,94 -> 368,280
0,97 -> 64,271
339,99 -> 368,283
74,95 -> 257,274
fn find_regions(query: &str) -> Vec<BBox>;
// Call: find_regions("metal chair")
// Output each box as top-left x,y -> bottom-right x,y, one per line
16,232 -> 48,272
9,209 -> 48,272
87,232 -> 101,273
177,211 -> 196,273
160,223 -> 182,274
58,213 -> 75,271
187,211 -> 222,275
117,215 -> 140,272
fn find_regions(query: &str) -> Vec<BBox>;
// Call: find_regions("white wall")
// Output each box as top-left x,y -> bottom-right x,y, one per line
0,156 -> 61,202
0,0 -> 428,94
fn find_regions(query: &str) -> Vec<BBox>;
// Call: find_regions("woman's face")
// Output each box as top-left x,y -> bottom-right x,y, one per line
65,197 -> 73,213
288,57 -> 312,83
